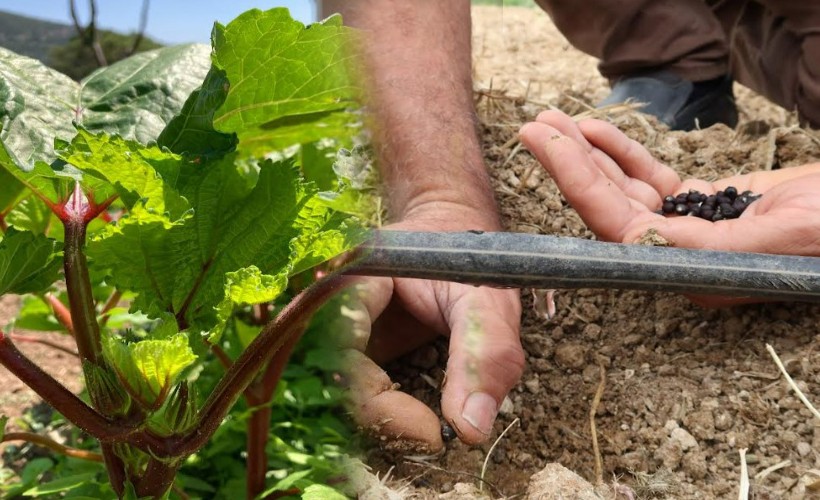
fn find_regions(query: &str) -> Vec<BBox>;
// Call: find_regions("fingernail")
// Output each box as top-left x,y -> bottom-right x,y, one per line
462,391 -> 498,435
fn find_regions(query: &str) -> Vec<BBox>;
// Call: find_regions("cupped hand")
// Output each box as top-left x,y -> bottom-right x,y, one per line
519,110 -> 820,304
340,207 -> 523,453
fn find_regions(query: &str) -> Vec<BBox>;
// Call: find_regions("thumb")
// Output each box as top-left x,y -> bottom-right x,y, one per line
440,285 -> 523,444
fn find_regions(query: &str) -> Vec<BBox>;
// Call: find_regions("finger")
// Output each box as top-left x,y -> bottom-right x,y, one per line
341,349 -> 444,453
339,277 -> 445,453
534,111 -> 670,208
520,121 -> 659,242
579,119 -> 681,198
439,286 -> 523,444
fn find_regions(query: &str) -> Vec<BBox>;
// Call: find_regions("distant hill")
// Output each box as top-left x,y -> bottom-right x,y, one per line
0,9 -> 163,80
0,10 -> 75,63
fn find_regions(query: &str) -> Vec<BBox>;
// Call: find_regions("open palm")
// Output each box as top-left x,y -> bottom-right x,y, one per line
520,110 -> 820,256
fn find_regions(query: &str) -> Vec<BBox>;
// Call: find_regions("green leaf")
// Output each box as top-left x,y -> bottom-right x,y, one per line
209,266 -> 287,341
23,472 -> 97,497
159,9 -> 359,157
0,229 -> 61,295
0,415 -> 7,441
90,157 -> 355,330
0,45 -> 209,171
15,296 -> 64,332
59,129 -> 191,221
302,484 -> 347,500
0,48 -> 78,170
104,333 -> 197,408
78,44 -> 211,145
4,197 -> 55,236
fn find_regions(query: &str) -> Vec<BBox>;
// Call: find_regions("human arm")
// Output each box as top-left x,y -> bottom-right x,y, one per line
322,0 -> 524,447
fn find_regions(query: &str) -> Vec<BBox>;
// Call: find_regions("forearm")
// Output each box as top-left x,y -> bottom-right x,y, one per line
323,0 -> 500,229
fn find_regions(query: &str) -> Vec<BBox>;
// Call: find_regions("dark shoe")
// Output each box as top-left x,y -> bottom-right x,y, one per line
598,71 -> 738,131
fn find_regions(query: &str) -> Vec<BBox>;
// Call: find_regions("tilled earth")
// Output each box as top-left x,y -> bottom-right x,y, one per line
366,6 -> 820,499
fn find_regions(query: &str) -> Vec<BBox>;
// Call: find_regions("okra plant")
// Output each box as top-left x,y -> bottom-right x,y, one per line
0,8 -> 364,498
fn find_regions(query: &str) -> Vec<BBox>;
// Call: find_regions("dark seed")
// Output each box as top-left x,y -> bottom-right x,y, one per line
704,195 -> 717,208
700,208 -> 714,220
732,199 -> 746,212
688,205 -> 701,216
687,192 -> 701,203
441,422 -> 457,442
662,201 -> 676,213
725,186 -> 738,200
675,203 -> 689,215
675,193 -> 689,204
716,195 -> 731,205
712,212 -> 724,221
663,195 -> 675,203
719,202 -> 733,213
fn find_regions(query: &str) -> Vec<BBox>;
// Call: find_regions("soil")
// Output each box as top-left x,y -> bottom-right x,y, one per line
366,6 -> 820,499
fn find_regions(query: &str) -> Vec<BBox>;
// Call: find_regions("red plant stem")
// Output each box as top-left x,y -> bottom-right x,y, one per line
0,213 -> 7,232
245,331 -> 302,499
134,457 -> 179,498
100,443 -> 126,497
8,333 -> 79,358
44,293 -> 75,335
62,219 -> 102,364
2,432 -> 103,462
167,272 -> 354,457
246,404 -> 272,499
0,334 -> 133,440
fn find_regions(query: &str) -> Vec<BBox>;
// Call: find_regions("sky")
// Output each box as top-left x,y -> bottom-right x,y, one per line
0,1 -> 318,45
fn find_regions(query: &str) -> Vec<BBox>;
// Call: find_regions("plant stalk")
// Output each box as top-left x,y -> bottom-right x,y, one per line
63,219 -> 103,364
168,272 -> 353,458
245,332 -> 301,499
2,432 -> 103,462
0,334 -> 133,440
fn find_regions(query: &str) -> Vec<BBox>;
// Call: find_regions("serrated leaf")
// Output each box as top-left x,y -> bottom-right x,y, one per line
209,266 -> 288,342
159,9 -> 359,157
59,130 -> 191,221
104,333 -> 196,408
0,229 -> 61,295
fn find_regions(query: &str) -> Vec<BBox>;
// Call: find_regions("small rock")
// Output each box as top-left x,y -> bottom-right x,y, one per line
797,441 -> 812,457
582,323 -> 602,341
527,463 -> 599,499
683,410 -> 715,441
655,440 -> 684,470
670,427 -> 699,451
499,395 -> 515,416
554,342 -> 588,370
664,420 -> 680,433
714,411 -> 733,432
440,482 -> 491,499
524,377 -> 540,394
681,451 -> 708,480
622,334 -> 643,347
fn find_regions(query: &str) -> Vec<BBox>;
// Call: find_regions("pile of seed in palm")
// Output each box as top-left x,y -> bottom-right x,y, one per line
660,186 -> 762,221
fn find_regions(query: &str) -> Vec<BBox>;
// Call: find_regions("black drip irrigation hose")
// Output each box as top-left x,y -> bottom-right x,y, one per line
348,231 -> 820,301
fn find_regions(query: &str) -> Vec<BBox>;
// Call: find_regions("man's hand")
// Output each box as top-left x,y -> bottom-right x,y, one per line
519,110 -> 820,303
342,209 -> 523,453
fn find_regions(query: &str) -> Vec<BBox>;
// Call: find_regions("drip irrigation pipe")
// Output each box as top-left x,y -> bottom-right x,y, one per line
349,231 -> 820,301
